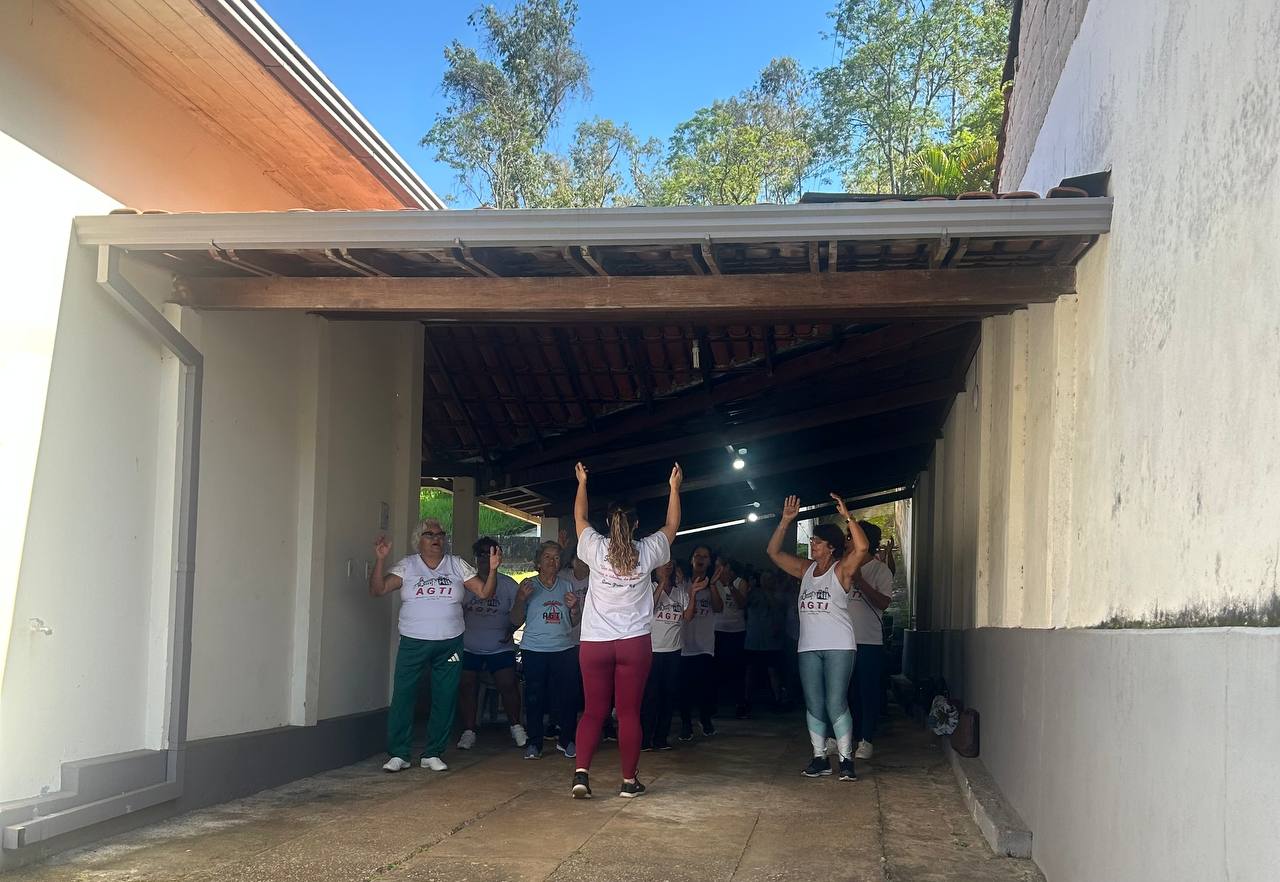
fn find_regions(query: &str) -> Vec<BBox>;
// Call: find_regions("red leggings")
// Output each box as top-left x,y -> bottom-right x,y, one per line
575,634 -> 653,779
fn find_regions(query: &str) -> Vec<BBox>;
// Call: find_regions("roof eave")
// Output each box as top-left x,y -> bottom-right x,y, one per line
74,198 -> 1113,252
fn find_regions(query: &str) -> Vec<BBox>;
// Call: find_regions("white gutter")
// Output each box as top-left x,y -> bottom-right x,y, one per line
74,198 -> 1112,252
195,0 -> 445,210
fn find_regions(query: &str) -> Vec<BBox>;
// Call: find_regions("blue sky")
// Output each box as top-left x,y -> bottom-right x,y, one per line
260,0 -> 841,205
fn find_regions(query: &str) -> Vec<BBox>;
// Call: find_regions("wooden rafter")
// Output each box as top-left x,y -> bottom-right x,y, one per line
491,336 -> 544,450
700,239 -> 722,275
809,241 -> 821,274
828,240 -> 839,273
552,327 -> 597,432
506,322 -> 955,472
507,378 -> 962,485
177,267 -> 1077,319
424,328 -> 492,463
578,246 -> 609,276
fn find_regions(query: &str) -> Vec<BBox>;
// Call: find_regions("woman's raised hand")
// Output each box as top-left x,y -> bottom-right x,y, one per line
518,578 -> 536,601
489,544 -> 503,571
780,495 -> 801,523
691,575 -> 709,595
564,589 -> 579,610
575,461 -> 589,484
669,462 -> 684,489
373,535 -> 392,559
831,492 -> 851,521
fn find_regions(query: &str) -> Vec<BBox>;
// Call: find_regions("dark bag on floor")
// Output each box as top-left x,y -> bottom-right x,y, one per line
950,707 -> 980,757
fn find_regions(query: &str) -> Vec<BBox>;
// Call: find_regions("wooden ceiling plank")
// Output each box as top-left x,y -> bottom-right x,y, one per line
424,328 -> 492,464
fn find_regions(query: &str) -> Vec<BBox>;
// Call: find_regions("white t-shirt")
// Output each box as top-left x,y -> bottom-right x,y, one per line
797,561 -> 855,653
389,554 -> 476,641
681,588 -> 717,656
577,527 -> 671,642
849,559 -> 893,646
713,577 -> 748,633
651,578 -> 689,653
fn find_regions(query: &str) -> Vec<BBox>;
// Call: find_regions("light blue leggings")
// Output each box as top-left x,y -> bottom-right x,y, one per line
798,649 -> 855,758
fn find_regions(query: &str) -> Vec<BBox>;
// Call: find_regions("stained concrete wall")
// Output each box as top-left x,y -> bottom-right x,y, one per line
963,627 -> 1279,882
910,0 -> 1280,880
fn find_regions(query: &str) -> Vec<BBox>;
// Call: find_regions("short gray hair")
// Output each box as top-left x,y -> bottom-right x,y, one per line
412,518 -> 445,546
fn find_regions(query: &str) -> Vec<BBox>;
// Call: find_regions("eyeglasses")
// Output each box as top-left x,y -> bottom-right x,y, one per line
420,531 -> 447,539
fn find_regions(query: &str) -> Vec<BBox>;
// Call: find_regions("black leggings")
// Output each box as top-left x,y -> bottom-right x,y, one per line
641,650 -> 681,748
679,653 -> 716,733
715,630 -> 747,710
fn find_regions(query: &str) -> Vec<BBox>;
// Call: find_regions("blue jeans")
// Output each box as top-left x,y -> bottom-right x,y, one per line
798,649 -> 855,758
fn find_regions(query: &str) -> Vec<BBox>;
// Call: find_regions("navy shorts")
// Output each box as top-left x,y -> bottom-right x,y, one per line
462,650 -> 517,673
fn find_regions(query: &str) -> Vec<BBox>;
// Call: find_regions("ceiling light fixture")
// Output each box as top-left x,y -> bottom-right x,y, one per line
732,457 -> 745,470
747,512 -> 759,522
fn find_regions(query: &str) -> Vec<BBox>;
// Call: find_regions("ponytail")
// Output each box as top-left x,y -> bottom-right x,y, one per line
605,502 -> 639,574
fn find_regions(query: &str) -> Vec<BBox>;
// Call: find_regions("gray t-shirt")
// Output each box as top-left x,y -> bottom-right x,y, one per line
461,572 -> 518,654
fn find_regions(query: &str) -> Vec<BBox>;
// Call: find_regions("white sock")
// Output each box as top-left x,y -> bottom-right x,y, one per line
837,732 -> 854,761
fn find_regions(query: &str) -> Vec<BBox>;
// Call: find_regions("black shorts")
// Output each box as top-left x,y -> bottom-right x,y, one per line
462,650 -> 517,673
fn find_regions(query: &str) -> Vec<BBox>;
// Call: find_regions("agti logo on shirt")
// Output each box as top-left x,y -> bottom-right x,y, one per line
413,576 -> 456,598
800,587 -> 832,612
541,599 -> 565,625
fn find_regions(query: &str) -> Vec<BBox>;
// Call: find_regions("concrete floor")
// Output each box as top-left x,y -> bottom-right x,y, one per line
9,712 -> 1043,882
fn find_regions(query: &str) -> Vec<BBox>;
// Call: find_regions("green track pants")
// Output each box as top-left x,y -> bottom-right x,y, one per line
386,633 -> 464,762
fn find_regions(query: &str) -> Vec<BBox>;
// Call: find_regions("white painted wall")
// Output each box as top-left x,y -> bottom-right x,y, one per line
909,1 -> 1280,879
0,0 -> 426,798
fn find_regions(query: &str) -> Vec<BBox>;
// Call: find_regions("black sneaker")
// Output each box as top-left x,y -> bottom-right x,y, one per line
619,778 -> 646,798
802,756 -> 832,778
839,758 -> 857,781
654,742 -> 673,751
701,723 -> 717,737
640,744 -> 653,752
678,727 -> 694,742
571,771 -> 592,799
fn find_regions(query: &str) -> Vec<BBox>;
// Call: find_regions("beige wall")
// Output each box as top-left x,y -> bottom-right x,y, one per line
0,0 -> 298,212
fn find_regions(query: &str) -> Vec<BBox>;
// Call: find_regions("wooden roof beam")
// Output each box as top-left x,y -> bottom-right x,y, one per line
506,322 -> 960,471
506,378 -> 962,486
176,267 -> 1077,321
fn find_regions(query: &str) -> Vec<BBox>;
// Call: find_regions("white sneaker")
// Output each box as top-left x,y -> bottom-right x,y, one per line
420,756 -> 448,771
382,757 -> 411,772
457,729 -> 477,750
510,723 -> 528,748
855,740 -> 874,760
825,737 -> 839,756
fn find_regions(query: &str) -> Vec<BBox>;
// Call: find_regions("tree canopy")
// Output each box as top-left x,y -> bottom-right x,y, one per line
423,0 -> 1012,206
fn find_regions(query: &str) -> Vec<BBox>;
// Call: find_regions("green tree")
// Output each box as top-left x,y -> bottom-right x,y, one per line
421,0 -> 590,207
533,118 -> 653,207
817,0 -> 1010,193
647,58 -> 822,206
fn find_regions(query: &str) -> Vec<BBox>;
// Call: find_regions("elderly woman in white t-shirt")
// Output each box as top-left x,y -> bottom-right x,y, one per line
569,461 -> 682,800
370,518 -> 499,773
766,494 -> 869,782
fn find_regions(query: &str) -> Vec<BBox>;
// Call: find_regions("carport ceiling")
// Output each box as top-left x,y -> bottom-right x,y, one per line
76,193 -> 1111,526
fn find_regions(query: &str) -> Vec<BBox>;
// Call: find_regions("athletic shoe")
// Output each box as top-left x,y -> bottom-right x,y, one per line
855,740 -> 873,760
839,759 -> 858,781
825,737 -> 838,756
571,770 -> 592,799
457,729 -> 477,750
557,741 -> 577,759
655,743 -> 674,751
382,757 -> 411,772
619,778 -> 647,798
420,756 -> 448,771
802,756 -> 832,778
524,743 -> 542,760
546,724 -> 560,741
510,724 -> 529,748
678,727 -> 694,742
701,723 -> 717,737
602,731 -> 617,743
640,744 -> 653,752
